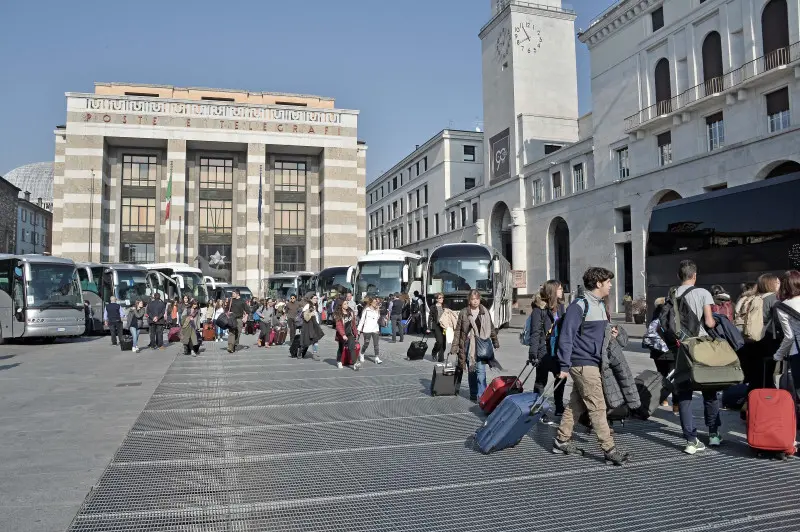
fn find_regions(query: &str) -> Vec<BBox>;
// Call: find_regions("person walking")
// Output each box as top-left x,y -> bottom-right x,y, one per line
146,293 -> 167,349
450,289 -> 500,401
427,293 -> 447,363
552,267 -> 630,466
388,293 -> 405,343
772,270 -> 800,401
357,296 -> 383,364
299,294 -> 324,360
334,302 -> 361,370
104,296 -> 126,347
180,305 -> 202,357
285,294 -> 300,340
528,280 -> 566,418
227,290 -> 248,354
127,299 -> 146,353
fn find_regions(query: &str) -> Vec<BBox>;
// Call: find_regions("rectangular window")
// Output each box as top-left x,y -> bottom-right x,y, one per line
424,216 -> 429,238
408,222 -> 413,243
122,155 -> 158,187
616,147 -> 630,179
573,163 -> 585,192
472,203 -> 478,223
423,156 -> 428,172
615,206 -> 632,233
552,172 -> 562,199
392,201 -> 398,218
435,213 -> 439,235
274,245 -> 306,272
416,220 -> 420,241
274,160 -> 306,192
651,6 -> 664,31
461,207 -> 467,226
199,199 -> 233,234
464,145 -> 476,161
424,185 -> 428,204
706,112 -> 724,151
450,211 -> 456,230
532,180 -> 544,204
274,202 -> 306,236
415,189 -> 420,208
657,131 -> 672,166
767,88 -> 790,133
393,176 -> 398,189
416,161 -> 420,176
21,210 -> 26,222
465,177 -> 476,190
200,158 -> 234,189
544,144 -> 562,155
121,243 -> 155,264
400,198 -> 405,215
121,197 -> 156,232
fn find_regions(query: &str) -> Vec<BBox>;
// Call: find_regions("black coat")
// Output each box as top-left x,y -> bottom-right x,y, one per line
528,299 -> 564,363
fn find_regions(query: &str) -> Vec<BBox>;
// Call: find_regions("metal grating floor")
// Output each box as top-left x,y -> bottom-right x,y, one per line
67,336 -> 800,532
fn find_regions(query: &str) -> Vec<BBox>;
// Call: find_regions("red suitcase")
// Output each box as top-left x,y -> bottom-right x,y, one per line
479,361 -> 536,415
268,329 -> 276,345
202,323 -> 216,342
342,342 -> 361,366
168,326 -> 181,343
747,388 -> 797,456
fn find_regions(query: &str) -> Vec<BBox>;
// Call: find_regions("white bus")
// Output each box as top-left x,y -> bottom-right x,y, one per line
143,262 -> 209,306
425,243 -> 512,328
265,271 -> 316,299
205,280 -> 253,302
313,266 -> 351,299
348,250 -> 422,303
0,254 -> 85,342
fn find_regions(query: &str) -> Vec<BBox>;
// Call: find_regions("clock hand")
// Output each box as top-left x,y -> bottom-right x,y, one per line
523,26 -> 530,40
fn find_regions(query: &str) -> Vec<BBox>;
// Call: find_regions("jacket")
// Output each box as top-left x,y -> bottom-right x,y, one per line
335,311 -> 358,342
428,304 -> 444,331
300,312 -> 325,347
180,314 -> 200,348
358,307 -> 381,334
127,307 -> 146,329
711,313 -> 745,352
438,307 -> 459,332
600,324 -> 641,410
450,305 -> 499,370
146,299 -> 166,324
528,294 -> 564,363
557,292 -> 608,372
389,297 -> 404,317
774,298 -> 800,359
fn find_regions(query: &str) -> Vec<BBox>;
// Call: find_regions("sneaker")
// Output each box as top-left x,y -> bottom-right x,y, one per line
683,439 -> 707,455
540,414 -> 557,425
708,433 -> 722,447
353,362 -> 361,371
359,354 -> 365,363
552,438 -> 584,456
375,357 -> 382,364
337,362 -> 343,369
604,447 -> 631,466
672,405 -> 680,414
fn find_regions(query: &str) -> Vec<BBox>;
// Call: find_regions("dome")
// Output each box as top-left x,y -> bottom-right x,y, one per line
4,162 -> 54,208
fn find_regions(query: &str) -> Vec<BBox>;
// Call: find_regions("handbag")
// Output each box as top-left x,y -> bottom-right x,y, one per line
468,314 -> 495,362
214,299 -> 233,330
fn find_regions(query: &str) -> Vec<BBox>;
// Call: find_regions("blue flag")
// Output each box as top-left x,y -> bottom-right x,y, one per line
257,176 -> 263,224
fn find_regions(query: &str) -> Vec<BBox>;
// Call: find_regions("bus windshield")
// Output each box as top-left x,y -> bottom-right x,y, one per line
180,273 -> 208,305
224,287 -> 253,301
357,262 -> 402,299
116,271 -> 150,305
318,271 -> 349,296
25,263 -> 83,309
430,258 -> 491,294
268,279 -> 296,298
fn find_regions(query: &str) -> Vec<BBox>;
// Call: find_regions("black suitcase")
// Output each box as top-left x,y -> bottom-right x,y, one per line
431,357 -> 462,396
120,335 -> 133,351
407,334 -> 428,360
635,369 -> 673,419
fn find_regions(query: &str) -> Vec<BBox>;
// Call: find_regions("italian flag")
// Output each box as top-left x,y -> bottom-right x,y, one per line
165,173 -> 172,221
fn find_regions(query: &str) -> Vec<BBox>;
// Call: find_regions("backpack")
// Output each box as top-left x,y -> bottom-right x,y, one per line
410,298 -> 420,314
519,314 -> 533,346
734,294 -> 765,342
657,286 -> 702,346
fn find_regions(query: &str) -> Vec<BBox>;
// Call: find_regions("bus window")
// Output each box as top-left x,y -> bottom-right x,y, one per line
0,259 -> 11,297
102,273 -> 114,304
78,268 -> 99,295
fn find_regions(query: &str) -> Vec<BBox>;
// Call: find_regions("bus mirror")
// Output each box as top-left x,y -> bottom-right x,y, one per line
346,266 -> 354,284
402,265 -> 409,283
204,276 -> 217,289
172,275 -> 185,289
492,257 -> 501,275
13,267 -> 23,279
415,264 -> 423,279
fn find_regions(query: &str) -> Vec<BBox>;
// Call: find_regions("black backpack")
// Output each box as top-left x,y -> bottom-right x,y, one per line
658,286 -> 702,347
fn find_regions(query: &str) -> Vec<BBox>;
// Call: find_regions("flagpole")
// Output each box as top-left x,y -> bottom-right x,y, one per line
257,164 -> 263,297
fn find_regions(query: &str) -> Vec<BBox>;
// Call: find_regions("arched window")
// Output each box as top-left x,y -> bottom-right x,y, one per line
762,0 -> 790,69
654,58 -> 672,114
702,32 -> 724,95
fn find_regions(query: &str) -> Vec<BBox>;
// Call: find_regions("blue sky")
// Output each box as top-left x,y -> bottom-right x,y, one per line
0,0 -> 615,181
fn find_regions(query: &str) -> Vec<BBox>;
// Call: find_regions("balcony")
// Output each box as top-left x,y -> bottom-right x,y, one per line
625,42 -> 800,132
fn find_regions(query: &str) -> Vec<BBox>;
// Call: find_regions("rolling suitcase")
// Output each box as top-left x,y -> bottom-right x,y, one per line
275,327 -> 287,345
635,369 -> 674,419
475,379 -> 563,454
479,361 -> 536,415
431,356 -> 463,396
202,322 -> 216,342
407,332 -> 429,360
747,388 -> 797,457
119,335 -> 133,351
342,342 -> 361,367
168,326 -> 181,343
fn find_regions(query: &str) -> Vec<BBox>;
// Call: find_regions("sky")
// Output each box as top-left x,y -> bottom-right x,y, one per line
0,0 -> 615,182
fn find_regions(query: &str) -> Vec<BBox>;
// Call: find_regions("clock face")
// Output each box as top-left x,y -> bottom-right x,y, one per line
495,27 -> 511,63
514,19 -> 543,55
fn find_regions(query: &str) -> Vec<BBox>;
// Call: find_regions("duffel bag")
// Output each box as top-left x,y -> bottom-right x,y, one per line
674,337 -> 743,391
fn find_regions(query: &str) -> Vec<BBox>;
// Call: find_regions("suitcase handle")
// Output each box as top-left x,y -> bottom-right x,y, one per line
518,360 -> 537,386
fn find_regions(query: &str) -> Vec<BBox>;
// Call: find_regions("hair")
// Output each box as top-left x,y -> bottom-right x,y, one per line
740,282 -> 757,298
779,270 -> 800,300
678,260 -> 697,282
540,279 -> 562,311
710,285 -> 726,297
333,300 -> 352,322
582,267 -> 615,291
468,289 -> 482,305
435,292 -> 444,302
757,273 -> 780,294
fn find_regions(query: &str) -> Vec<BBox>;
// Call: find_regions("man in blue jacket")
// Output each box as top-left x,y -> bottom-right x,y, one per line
552,267 -> 630,466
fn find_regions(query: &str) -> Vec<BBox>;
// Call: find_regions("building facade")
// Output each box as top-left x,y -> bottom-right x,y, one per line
365,129 -> 484,257
470,0 -> 800,310
52,83 -> 366,289
16,192 -> 52,255
0,178 -> 20,254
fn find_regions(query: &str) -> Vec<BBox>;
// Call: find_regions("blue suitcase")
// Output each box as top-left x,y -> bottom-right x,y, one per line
474,379 -> 562,454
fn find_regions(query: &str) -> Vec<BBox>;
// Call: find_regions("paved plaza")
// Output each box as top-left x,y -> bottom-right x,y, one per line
2,324 -> 800,532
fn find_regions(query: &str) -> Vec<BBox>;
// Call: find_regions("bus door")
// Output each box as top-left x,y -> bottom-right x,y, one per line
11,263 -> 26,337
0,259 -> 20,339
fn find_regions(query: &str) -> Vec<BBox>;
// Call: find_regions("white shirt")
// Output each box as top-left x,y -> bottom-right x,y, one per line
358,307 -> 380,334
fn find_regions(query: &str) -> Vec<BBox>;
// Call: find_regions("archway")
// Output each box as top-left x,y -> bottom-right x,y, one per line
760,160 -> 800,179
702,31 -> 723,95
762,0 -> 789,69
548,217 -> 571,293
490,202 -> 513,264
654,58 -> 672,114
657,190 -> 682,205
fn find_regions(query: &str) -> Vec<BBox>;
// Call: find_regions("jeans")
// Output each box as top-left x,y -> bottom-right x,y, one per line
228,318 -> 243,353
466,358 -> 488,399
556,365 -> 615,452
361,332 -> 380,358
149,323 -> 164,348
391,316 -> 404,342
676,385 -> 721,442
108,321 -> 123,345
130,327 -> 139,348
337,336 -> 356,363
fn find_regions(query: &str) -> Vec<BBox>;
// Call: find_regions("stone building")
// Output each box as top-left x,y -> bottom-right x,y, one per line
0,177 -> 20,253
52,83 -> 366,289
4,162 -> 55,255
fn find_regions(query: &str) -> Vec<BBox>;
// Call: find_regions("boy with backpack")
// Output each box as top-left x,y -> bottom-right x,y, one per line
663,260 -> 722,454
552,267 -> 630,466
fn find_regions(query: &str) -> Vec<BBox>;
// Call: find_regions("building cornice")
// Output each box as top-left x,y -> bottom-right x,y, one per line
578,0 -> 658,48
94,82 -> 335,102
479,0 -> 576,39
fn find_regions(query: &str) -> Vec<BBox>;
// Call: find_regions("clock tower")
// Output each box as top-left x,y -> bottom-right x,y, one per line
480,0 -> 579,187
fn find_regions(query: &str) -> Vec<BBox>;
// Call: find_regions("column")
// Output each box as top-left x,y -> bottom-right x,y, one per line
234,156 -> 248,283
246,144 -> 267,292
51,130 -> 66,257
319,146 -> 362,268
307,158 -> 322,272
475,218 -> 487,245
510,207 -> 528,295
164,139 -> 186,263
60,134 -> 105,262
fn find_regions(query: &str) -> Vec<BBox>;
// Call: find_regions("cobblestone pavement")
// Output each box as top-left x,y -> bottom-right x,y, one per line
8,324 -> 800,532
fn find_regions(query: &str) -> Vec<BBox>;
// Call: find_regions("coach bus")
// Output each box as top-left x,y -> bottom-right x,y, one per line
314,266 -> 351,299
348,250 -> 422,303
265,271 -> 316,299
646,172 -> 800,309
0,254 -> 85,342
425,243 -> 512,328
205,281 -> 254,302
143,262 -> 209,306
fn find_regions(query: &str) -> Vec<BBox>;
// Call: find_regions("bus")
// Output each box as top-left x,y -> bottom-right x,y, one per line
0,254 -> 85,342
348,250 -> 422,303
314,266 -> 351,299
265,271 -> 316,299
646,172 -> 800,310
425,243 -> 512,328
143,262 -> 209,306
206,281 -> 254,302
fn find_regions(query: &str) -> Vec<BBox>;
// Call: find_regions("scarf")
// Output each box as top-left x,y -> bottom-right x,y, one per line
466,306 -> 491,371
